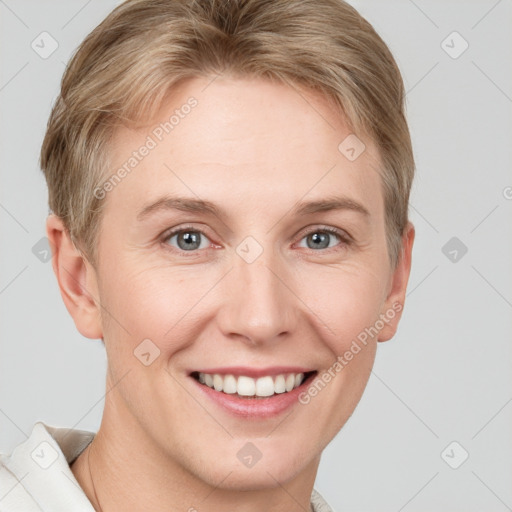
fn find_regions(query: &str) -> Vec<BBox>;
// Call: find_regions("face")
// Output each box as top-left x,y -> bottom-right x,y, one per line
78,76 -> 412,489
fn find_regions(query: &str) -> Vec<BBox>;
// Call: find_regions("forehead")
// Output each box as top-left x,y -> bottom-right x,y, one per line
104,76 -> 384,221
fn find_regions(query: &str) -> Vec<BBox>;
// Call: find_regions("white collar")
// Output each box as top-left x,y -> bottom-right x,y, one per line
0,421 -> 96,511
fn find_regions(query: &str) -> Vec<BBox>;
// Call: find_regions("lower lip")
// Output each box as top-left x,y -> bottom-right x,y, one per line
189,373 -> 317,419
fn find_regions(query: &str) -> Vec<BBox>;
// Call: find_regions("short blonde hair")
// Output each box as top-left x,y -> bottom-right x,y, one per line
40,0 -> 414,268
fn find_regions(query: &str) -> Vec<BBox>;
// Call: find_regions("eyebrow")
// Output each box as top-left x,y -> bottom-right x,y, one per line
136,194 -> 370,222
293,196 -> 370,218
137,196 -> 220,221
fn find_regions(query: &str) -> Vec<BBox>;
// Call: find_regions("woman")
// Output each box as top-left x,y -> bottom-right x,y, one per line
0,0 -> 415,510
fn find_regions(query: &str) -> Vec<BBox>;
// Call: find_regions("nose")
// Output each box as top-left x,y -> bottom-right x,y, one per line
215,246 -> 298,347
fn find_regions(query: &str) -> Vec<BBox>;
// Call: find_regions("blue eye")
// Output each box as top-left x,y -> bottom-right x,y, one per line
161,225 -> 350,255
164,228 -> 210,251
297,227 -> 348,250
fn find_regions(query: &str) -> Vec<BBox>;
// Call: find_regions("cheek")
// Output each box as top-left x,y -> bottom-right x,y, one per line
296,264 -> 386,354
97,258 -> 221,356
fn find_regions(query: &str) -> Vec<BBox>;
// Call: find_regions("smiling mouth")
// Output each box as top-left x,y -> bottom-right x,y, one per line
190,371 -> 317,399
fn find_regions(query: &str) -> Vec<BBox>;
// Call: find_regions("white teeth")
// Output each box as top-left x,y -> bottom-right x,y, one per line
213,374 -> 223,391
285,374 -> 295,392
255,376 -> 275,397
196,371 -> 309,397
223,374 -> 237,394
274,375 -> 286,394
237,376 -> 256,396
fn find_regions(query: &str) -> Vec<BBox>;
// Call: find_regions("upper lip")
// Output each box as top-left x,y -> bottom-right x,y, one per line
190,366 -> 317,378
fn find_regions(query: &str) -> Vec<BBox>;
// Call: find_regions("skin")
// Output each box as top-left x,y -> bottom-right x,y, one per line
47,75 -> 414,512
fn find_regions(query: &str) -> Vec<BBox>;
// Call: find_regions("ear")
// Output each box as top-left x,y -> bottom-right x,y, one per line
377,221 -> 415,342
46,214 -> 103,340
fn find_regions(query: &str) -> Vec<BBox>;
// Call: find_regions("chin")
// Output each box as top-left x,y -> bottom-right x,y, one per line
205,465 -> 301,491
199,444 -> 313,491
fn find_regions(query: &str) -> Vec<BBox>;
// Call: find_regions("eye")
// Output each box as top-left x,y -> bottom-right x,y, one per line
162,226 -> 211,252
297,226 -> 350,251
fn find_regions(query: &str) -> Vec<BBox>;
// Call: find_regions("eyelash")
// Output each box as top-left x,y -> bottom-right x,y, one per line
160,224 -> 352,256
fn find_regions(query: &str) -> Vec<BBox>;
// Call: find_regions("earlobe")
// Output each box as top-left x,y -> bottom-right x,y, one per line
46,214 -> 103,340
377,221 -> 415,342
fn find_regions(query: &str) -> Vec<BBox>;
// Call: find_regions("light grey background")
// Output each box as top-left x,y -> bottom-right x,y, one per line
1,1 -> 511,511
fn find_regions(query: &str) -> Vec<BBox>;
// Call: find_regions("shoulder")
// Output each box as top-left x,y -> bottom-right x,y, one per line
0,422 -> 95,512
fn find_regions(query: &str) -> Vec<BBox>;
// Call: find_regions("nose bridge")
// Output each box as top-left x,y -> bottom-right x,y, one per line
218,244 -> 296,345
